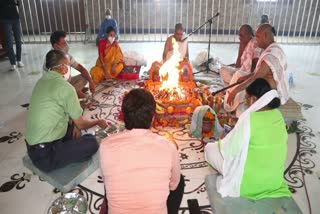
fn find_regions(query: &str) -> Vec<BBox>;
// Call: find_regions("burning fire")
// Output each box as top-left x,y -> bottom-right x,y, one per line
158,38 -> 185,100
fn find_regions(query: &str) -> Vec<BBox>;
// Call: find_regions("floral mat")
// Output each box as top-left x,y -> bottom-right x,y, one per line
0,79 -> 319,214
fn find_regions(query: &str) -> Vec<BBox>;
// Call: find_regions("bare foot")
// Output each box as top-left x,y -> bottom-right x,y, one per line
77,89 -> 87,98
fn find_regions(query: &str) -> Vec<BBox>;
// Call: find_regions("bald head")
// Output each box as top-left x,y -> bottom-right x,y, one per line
175,23 -> 183,32
256,24 -> 275,49
174,23 -> 184,41
258,24 -> 274,35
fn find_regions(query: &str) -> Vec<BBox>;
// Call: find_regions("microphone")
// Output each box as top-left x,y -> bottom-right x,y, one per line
208,12 -> 220,22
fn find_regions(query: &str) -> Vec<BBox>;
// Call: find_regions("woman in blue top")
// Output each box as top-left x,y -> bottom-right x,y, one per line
96,9 -> 119,45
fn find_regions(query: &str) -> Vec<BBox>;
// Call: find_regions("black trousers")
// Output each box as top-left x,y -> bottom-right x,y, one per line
102,174 -> 185,214
26,125 -> 98,172
167,174 -> 185,214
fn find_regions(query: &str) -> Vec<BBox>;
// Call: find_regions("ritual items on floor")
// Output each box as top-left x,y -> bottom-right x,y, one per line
116,37 -> 227,129
146,60 -> 200,127
117,65 -> 141,80
138,52 -> 227,128
116,51 -> 147,80
201,110 -> 215,138
94,123 -> 125,141
190,106 -> 222,139
48,192 -> 88,214
217,114 -> 238,128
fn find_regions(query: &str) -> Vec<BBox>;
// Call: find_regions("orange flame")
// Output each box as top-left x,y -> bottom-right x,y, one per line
159,38 -> 184,100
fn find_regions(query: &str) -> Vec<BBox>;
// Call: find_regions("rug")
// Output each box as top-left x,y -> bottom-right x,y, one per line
80,79 -> 317,213
0,79 -> 319,214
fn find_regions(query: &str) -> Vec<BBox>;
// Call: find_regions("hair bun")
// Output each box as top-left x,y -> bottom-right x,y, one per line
267,97 -> 280,109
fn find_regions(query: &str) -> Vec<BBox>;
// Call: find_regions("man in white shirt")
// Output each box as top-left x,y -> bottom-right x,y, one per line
220,24 -> 261,85
44,31 -> 95,98
163,23 -> 189,63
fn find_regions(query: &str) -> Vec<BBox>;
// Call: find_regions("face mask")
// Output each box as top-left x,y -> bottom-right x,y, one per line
62,65 -> 71,81
105,15 -> 111,19
108,36 -> 115,44
52,64 -> 71,81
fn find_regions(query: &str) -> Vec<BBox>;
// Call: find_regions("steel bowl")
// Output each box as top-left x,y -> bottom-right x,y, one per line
47,192 -> 88,214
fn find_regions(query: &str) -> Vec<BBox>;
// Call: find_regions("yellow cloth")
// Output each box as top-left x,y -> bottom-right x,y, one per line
90,43 -> 124,83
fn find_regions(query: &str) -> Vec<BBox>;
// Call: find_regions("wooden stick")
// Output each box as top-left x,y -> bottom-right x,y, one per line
211,80 -> 244,96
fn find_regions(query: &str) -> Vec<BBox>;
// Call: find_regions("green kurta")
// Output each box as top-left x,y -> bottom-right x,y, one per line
240,109 -> 291,199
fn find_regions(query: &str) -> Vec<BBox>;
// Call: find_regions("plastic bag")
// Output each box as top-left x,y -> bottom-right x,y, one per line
192,51 -> 222,72
123,51 -> 147,67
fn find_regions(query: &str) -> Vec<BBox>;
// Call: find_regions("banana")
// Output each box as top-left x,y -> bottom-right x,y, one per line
156,103 -> 165,114
179,118 -> 189,125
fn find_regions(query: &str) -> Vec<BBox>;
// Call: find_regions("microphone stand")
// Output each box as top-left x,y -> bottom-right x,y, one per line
183,13 -> 220,75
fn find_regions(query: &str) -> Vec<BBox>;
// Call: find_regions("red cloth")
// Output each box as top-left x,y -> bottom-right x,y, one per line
98,39 -> 119,58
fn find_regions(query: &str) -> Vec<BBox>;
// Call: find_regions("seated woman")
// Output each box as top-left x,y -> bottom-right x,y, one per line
90,26 -> 124,83
205,78 -> 291,199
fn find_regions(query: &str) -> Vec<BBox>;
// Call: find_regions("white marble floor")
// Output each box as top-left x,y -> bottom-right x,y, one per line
0,41 -> 319,213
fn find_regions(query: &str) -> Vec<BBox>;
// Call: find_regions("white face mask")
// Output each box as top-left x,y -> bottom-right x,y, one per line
108,36 -> 115,44
105,15 -> 111,19
63,65 -> 71,81
52,64 -> 71,81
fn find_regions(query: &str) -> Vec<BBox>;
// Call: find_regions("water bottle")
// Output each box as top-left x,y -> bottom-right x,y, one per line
288,71 -> 294,88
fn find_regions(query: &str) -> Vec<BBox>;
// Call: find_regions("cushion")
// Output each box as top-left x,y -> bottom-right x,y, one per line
279,98 -> 303,122
23,153 -> 99,193
205,174 -> 302,214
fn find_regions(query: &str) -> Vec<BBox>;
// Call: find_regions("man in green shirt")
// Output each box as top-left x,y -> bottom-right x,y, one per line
26,49 -> 108,172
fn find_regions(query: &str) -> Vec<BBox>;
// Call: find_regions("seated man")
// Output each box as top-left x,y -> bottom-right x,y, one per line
96,8 -> 119,45
205,78 -> 291,199
90,26 -> 124,83
226,24 -> 289,116
220,24 -> 261,85
26,50 -> 108,172
45,31 -> 95,98
163,23 -> 189,62
100,88 -> 184,214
